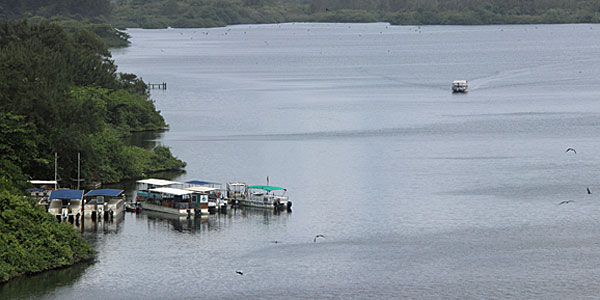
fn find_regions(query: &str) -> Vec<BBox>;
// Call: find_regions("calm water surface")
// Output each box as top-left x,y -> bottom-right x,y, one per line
5,23 -> 600,299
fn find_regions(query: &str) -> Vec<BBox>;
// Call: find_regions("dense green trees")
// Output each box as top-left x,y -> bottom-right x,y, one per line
0,21 -> 185,187
0,191 -> 95,282
109,0 -> 600,27
0,20 -> 184,282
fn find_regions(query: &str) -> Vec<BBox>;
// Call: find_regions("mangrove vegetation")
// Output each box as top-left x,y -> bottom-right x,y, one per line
111,0 -> 600,28
0,20 -> 185,282
0,20 -> 185,189
4,1 -> 600,41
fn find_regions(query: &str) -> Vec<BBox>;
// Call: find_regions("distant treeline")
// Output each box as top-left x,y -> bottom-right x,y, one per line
0,20 -> 185,191
0,0 -> 129,47
111,0 -> 600,28
2,0 -> 600,46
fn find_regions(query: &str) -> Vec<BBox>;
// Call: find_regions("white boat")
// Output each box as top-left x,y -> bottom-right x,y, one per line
83,189 -> 125,220
185,180 -> 226,214
236,185 -> 291,211
136,179 -> 196,216
26,180 -> 58,207
452,80 -> 468,93
226,182 -> 248,207
48,189 -> 83,222
183,186 -> 215,215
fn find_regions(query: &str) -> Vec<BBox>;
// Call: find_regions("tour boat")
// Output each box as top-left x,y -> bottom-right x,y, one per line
27,180 -> 57,208
48,189 -> 83,222
237,185 -> 291,210
83,189 -> 125,220
186,180 -> 226,214
136,179 -> 196,216
452,80 -> 468,93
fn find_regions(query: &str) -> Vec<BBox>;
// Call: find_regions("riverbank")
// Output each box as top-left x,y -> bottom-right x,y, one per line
0,20 -> 185,282
0,191 -> 95,283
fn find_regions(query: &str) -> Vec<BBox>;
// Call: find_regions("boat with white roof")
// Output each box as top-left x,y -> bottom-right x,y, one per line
452,80 -> 468,93
186,180 -> 226,214
136,179 -> 196,216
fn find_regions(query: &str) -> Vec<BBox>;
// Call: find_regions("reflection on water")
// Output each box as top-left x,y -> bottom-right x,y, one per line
142,207 -> 290,233
79,214 -> 125,234
0,261 -> 92,300
123,130 -> 165,149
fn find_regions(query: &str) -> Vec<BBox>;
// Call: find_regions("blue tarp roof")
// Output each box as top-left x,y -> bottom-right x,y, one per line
49,189 -> 83,200
84,189 -> 124,197
186,180 -> 219,186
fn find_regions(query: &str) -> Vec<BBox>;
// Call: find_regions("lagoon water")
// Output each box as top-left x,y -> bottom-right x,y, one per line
5,23 -> 600,299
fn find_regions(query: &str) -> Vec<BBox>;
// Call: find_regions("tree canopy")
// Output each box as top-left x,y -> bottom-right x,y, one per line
0,20 -> 185,189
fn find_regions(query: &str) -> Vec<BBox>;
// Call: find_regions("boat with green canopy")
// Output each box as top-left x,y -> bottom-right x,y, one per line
235,185 -> 291,211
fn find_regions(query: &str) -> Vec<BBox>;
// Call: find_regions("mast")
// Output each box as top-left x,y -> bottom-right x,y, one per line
54,152 -> 57,189
77,152 -> 80,190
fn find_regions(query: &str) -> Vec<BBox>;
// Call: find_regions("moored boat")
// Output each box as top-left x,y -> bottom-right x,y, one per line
237,185 -> 291,211
136,179 -> 196,216
26,180 -> 58,208
83,189 -> 125,220
48,189 -> 83,223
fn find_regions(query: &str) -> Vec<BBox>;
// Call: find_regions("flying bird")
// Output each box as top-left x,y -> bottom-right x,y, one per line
314,234 -> 325,242
558,200 -> 574,205
235,271 -> 243,275
566,147 -> 577,154
588,187 -> 592,194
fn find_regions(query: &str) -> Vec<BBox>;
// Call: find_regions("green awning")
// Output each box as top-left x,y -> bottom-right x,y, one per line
248,185 -> 286,192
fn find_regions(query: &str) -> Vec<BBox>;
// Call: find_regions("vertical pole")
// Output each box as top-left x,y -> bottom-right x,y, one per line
267,176 -> 269,186
77,152 -> 80,190
54,152 -> 57,189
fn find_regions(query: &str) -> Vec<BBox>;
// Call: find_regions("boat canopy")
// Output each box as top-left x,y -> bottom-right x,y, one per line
186,180 -> 219,186
184,186 -> 219,193
137,178 -> 181,186
248,185 -> 286,192
26,188 -> 45,192
49,189 -> 83,200
85,189 -> 124,197
29,180 -> 57,185
149,187 -> 195,196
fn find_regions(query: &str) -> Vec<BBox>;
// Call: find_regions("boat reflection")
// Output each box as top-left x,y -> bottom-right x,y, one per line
67,213 -> 125,233
140,206 -> 291,233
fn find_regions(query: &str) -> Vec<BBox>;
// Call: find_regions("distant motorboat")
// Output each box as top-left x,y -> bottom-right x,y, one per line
452,80 -> 468,93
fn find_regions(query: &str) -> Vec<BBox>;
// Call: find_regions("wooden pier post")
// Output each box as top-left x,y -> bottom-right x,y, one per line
148,82 -> 167,90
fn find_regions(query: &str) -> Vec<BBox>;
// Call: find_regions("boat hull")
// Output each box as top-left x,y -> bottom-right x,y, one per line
235,198 -> 290,210
140,202 -> 194,216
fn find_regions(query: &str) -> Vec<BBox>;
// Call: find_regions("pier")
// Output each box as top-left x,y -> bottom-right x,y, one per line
148,82 -> 167,90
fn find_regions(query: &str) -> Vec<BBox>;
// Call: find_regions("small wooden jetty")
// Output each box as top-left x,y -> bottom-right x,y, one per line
148,82 -> 167,90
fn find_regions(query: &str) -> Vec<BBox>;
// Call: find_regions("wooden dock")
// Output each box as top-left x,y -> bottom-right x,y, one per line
148,82 -> 167,90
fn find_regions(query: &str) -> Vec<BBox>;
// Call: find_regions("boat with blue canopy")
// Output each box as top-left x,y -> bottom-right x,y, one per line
48,189 -> 83,222
84,189 -> 125,220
